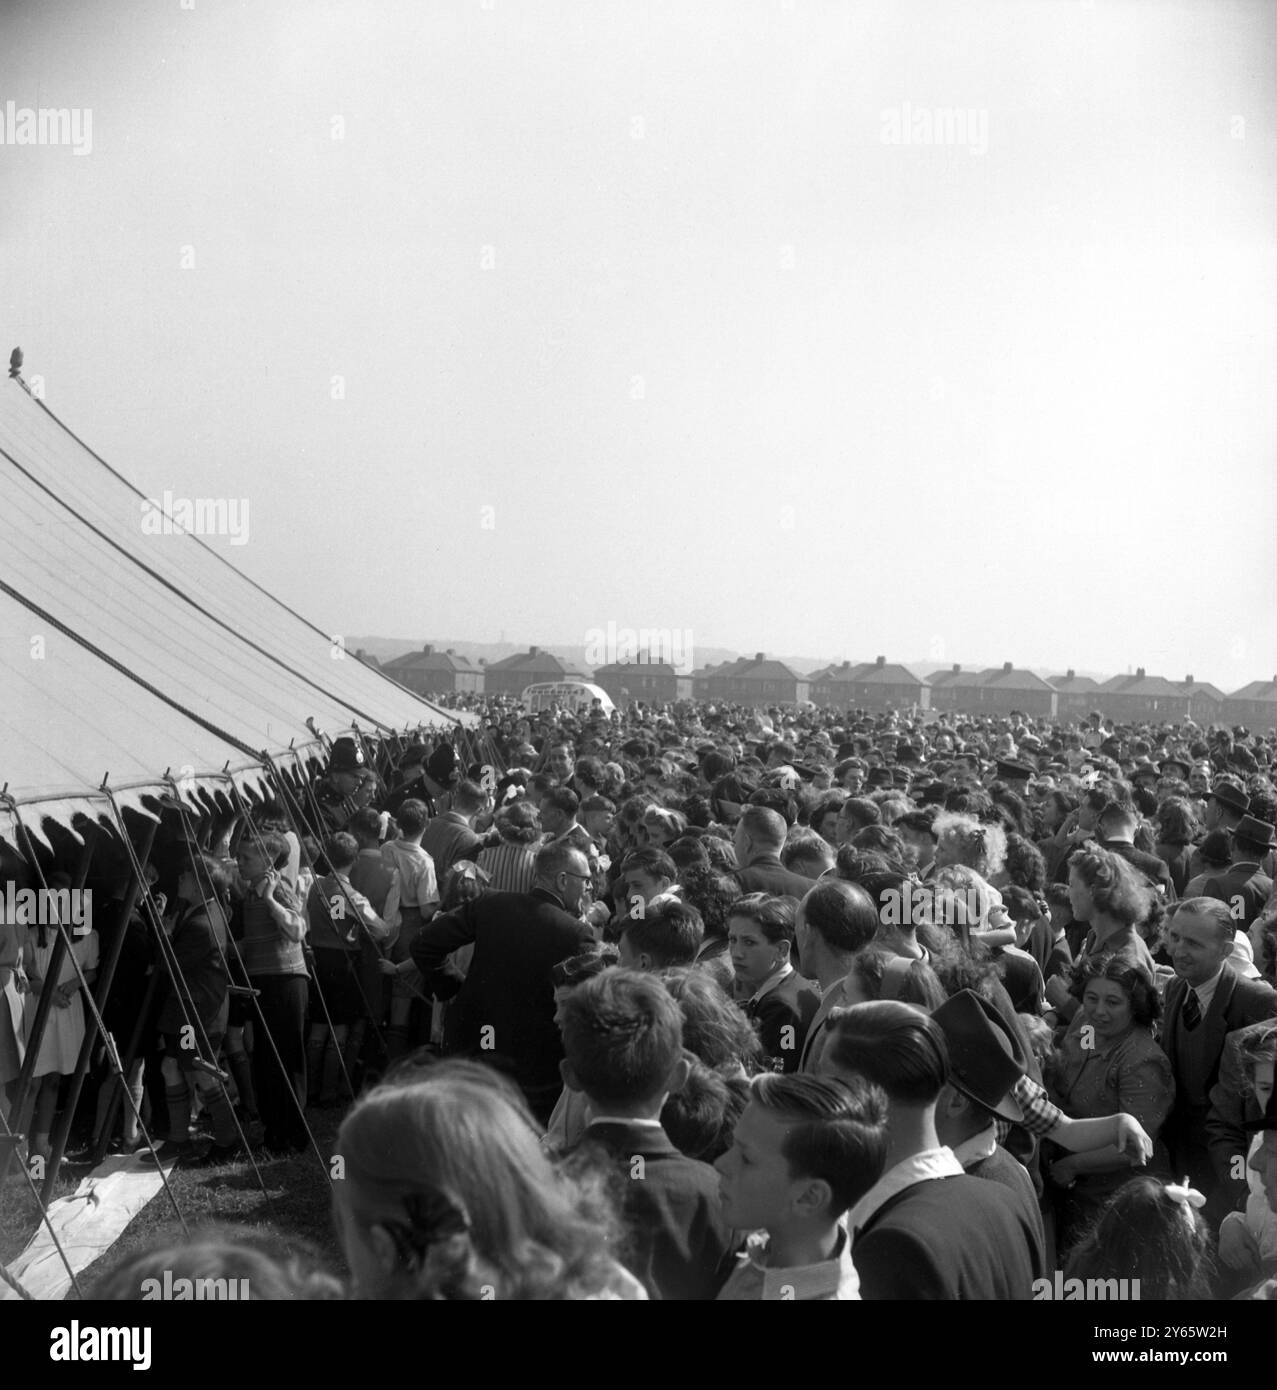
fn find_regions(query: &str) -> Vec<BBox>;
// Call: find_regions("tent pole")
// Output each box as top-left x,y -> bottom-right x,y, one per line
42,814 -> 157,1203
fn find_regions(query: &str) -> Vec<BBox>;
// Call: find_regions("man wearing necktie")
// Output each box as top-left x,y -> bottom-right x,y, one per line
1161,898 -> 1277,1226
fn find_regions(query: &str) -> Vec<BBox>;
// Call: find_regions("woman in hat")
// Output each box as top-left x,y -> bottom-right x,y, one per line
1045,954 -> 1175,1249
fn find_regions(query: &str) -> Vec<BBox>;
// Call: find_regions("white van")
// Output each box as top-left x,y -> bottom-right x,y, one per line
520,681 -> 617,717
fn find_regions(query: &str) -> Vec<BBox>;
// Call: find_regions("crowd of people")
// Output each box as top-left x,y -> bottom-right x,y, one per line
4,694 -> 1277,1300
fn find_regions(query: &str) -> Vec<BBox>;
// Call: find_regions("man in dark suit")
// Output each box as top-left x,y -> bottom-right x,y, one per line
411,841 -> 594,1123
1096,801 -> 1177,900
822,1001 -> 1040,1300
561,969 -> 732,1299
732,805 -> 814,900
1200,815 -> 1276,935
1161,898 -> 1277,1220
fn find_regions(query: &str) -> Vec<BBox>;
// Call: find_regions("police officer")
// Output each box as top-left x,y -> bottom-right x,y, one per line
314,736 -> 366,833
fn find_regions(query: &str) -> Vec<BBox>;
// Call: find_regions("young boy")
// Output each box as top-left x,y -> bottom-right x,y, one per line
305,832 -> 393,1106
378,799 -> 438,1058
561,968 -> 732,1299
713,1072 -> 887,1300
233,831 -> 309,1153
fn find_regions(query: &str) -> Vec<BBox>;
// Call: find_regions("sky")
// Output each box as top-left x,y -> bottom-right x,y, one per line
2,0 -> 1275,689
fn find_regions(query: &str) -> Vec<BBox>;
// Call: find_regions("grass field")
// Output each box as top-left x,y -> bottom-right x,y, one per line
1,1111 -> 349,1298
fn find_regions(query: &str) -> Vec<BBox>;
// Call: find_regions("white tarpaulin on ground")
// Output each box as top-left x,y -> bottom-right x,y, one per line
0,1156 -> 169,1301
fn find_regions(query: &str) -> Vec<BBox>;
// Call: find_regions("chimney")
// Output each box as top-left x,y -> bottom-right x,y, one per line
1067,668 -> 1075,679
1185,674 -> 1193,685
478,657 -> 487,666
755,652 -> 765,662
1136,666 -> 1146,679
355,648 -> 366,660
422,644 -> 433,655
876,655 -> 885,667
952,664 -> 960,673
529,645 -> 540,657
446,648 -> 455,656
1002,662 -> 1012,673
842,660 -> 851,669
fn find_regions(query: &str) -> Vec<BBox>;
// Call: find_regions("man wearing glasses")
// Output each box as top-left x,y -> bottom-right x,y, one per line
411,843 -> 595,1125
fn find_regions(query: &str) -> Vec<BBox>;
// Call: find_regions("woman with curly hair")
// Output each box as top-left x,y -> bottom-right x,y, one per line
657,965 -> 763,1076
838,946 -> 948,1012
334,1059 -> 644,1299
477,800 -> 541,895
1154,796 -> 1202,898
933,864 -> 1044,1014
1045,846 -> 1160,1020
933,811 -> 1008,883
642,805 -> 688,849
1045,955 -> 1175,1249
998,832 -> 1048,896
932,863 -> 1017,947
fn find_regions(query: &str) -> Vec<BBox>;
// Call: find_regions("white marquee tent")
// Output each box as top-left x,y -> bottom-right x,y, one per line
0,369 -> 474,842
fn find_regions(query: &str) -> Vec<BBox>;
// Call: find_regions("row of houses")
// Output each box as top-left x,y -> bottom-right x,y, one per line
369,644 -> 1277,728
